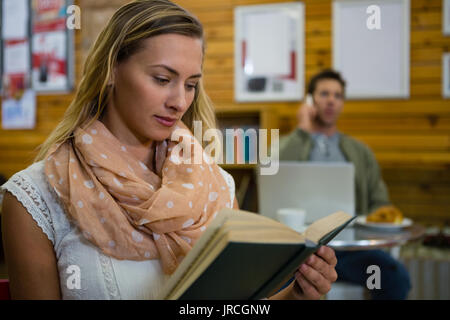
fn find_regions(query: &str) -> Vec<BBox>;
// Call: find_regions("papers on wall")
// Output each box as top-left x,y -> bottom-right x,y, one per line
2,89 -> 36,130
32,31 -> 68,91
1,38 -> 36,130
2,0 -> 29,40
4,41 -> 30,74
1,0 -> 36,129
2,43 -> 36,130
246,12 -> 290,76
31,0 -> 72,92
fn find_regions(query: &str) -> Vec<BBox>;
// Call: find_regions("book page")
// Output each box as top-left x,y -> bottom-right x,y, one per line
304,211 -> 353,244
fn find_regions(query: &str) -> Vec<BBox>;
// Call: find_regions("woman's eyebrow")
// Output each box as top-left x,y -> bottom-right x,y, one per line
150,64 -> 202,79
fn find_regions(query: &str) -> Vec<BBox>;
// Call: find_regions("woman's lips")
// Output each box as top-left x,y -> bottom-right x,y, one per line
154,115 -> 177,127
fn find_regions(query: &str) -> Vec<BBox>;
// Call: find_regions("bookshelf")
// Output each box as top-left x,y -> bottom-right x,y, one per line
220,164 -> 256,170
215,104 -> 279,212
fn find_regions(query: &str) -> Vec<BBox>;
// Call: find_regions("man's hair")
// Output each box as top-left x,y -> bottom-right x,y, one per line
307,69 -> 346,96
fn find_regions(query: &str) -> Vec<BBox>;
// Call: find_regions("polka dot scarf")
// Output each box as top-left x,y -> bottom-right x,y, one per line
44,120 -> 235,274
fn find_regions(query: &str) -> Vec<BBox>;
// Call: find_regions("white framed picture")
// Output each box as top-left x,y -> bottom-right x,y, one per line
443,53 -> 450,98
444,0 -> 450,35
333,0 -> 410,99
234,2 -> 304,102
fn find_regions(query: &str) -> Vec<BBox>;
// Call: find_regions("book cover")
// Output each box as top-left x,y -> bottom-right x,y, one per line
158,209 -> 354,300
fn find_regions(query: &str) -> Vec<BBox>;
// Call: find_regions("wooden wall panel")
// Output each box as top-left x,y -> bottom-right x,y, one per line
0,0 -> 448,225
181,0 -> 450,225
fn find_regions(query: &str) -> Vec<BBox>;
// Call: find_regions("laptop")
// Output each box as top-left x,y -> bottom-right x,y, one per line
257,161 -> 355,224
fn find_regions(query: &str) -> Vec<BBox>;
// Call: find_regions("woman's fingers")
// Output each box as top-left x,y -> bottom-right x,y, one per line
299,263 -> 332,295
294,272 -> 321,300
305,254 -> 338,283
316,246 -> 338,267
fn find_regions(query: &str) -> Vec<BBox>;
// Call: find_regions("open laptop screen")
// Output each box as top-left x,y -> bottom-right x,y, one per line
257,161 -> 355,224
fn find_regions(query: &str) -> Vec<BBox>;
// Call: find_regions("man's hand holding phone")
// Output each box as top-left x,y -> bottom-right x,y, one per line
297,94 -> 317,133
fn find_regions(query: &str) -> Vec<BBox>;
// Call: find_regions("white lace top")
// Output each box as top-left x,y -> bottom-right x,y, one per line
0,160 -> 236,300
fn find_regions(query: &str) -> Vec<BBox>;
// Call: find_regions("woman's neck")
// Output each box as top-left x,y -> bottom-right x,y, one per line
100,108 -> 155,169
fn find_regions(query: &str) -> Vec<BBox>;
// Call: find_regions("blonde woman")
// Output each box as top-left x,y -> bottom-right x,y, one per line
1,0 -> 337,300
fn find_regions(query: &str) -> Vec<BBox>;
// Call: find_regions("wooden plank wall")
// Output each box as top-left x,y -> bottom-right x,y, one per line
180,0 -> 450,226
0,0 -> 449,225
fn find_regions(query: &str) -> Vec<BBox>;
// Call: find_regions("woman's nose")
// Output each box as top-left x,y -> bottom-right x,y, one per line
166,85 -> 188,112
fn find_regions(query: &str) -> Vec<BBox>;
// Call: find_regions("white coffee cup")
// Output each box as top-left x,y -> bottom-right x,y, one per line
276,208 -> 306,233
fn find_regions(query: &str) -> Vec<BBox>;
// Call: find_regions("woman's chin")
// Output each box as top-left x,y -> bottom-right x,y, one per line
147,130 -> 174,143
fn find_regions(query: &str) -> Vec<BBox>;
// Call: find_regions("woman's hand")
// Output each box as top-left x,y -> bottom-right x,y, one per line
293,246 -> 338,299
269,246 -> 338,300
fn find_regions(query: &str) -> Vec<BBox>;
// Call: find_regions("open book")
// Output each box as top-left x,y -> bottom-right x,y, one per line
158,209 -> 355,300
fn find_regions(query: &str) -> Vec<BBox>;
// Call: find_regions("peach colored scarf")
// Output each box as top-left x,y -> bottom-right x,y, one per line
45,120 -> 234,274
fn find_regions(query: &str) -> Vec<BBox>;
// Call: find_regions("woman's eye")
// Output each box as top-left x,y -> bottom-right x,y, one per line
185,83 -> 198,91
154,77 -> 169,85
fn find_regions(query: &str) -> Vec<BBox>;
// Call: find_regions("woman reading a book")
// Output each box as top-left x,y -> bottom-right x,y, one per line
1,0 -> 337,300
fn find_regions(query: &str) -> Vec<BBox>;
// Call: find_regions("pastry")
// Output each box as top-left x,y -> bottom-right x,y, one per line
366,205 -> 403,224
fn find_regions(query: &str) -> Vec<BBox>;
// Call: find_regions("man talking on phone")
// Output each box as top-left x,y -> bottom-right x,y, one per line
279,69 -> 411,300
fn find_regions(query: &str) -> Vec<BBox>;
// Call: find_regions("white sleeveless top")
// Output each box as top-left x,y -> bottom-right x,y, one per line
0,160 -> 236,300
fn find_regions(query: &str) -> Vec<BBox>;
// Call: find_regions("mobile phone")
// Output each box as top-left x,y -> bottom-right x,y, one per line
305,94 -> 313,108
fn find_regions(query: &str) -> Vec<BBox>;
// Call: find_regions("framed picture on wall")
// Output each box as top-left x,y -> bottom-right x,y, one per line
333,0 -> 410,99
444,0 -> 450,35
234,2 -> 305,102
443,53 -> 450,98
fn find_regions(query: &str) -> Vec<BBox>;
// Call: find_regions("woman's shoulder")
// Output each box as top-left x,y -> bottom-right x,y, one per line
1,160 -> 51,202
218,166 -> 235,188
1,160 -> 58,245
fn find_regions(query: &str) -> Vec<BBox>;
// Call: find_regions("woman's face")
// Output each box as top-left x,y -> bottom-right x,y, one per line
105,33 -> 203,145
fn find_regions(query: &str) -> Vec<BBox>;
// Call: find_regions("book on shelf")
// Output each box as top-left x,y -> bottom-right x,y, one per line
221,125 -> 259,165
158,209 -> 355,300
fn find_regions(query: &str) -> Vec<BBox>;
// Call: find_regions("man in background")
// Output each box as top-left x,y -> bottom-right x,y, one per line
279,69 -> 411,299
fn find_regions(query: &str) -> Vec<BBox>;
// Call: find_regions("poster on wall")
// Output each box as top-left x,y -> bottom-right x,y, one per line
1,0 -> 31,93
234,2 -> 305,102
1,0 -> 36,129
31,0 -> 74,93
2,0 -> 29,41
2,39 -> 36,129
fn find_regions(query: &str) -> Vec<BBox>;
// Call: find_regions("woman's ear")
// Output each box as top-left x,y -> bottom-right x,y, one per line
107,75 -> 114,86
108,65 -> 118,86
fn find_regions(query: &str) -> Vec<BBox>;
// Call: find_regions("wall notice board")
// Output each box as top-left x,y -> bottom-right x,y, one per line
1,0 -> 75,94
333,0 -> 410,99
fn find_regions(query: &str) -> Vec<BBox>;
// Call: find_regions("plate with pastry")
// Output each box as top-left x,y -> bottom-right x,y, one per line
356,205 -> 412,230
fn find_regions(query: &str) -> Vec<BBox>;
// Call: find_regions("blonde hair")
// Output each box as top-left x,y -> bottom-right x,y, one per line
36,0 -> 217,161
